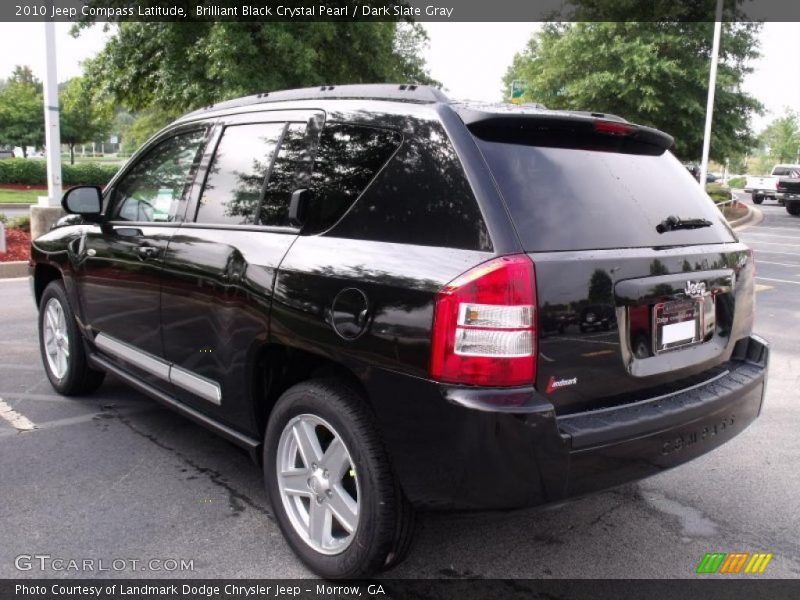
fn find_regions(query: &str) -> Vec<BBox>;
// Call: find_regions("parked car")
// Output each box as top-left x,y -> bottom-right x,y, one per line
30,84 -> 768,578
684,164 -> 718,183
0,149 -> 14,160
745,164 -> 800,204
579,303 -> 616,332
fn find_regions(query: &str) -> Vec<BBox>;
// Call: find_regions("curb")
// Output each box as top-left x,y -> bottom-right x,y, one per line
0,204 -> 35,210
729,202 -> 763,230
0,261 -> 29,279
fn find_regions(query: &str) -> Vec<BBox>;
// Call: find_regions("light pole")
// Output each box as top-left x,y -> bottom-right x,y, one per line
31,22 -> 64,240
42,21 -> 62,206
699,0 -> 724,189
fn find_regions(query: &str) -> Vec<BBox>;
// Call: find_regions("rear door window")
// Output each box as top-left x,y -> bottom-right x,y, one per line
476,141 -> 736,252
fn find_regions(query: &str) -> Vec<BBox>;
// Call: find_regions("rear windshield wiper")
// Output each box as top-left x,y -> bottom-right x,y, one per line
656,215 -> 713,234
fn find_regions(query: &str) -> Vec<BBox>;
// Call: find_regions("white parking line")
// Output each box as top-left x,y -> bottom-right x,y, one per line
756,276 -> 800,286
738,233 -> 800,239
754,250 -> 800,257
755,260 -> 800,268
747,241 -> 800,247
0,398 -> 36,431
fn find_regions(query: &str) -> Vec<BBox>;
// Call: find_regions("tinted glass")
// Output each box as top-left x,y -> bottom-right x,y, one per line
196,123 -> 284,225
303,123 -> 402,233
259,123 -> 309,227
331,120 -> 492,251
477,141 -> 736,252
113,130 -> 206,222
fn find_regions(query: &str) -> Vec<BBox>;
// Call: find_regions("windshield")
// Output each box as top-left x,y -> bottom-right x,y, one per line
476,141 -> 736,252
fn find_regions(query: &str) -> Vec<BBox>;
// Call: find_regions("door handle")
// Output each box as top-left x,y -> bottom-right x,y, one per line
136,245 -> 159,260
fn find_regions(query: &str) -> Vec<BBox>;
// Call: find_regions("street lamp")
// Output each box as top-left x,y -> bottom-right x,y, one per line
699,0 -> 724,188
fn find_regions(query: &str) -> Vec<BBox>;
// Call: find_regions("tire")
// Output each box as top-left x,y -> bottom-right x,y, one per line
38,280 -> 105,396
786,202 -> 800,216
264,379 -> 415,578
752,193 -> 763,205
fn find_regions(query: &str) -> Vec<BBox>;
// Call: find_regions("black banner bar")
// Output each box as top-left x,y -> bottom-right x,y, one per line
5,0 -> 800,23
3,579 -> 800,600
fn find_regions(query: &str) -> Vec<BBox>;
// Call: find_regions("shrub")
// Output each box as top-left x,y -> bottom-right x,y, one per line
706,183 -> 730,204
728,176 -> 746,189
0,159 -> 120,186
8,215 -> 30,232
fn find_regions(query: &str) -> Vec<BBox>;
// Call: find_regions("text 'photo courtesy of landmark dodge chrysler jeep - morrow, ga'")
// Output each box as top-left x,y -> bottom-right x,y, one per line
30,84 -> 769,578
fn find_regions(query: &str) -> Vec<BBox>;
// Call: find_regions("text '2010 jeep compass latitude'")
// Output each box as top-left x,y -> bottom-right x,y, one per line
31,84 -> 768,578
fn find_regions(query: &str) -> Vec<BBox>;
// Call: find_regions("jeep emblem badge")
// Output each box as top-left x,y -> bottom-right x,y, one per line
685,280 -> 706,298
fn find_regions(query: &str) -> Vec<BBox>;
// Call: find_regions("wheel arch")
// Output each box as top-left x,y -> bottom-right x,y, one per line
251,343 -> 369,462
33,263 -> 63,307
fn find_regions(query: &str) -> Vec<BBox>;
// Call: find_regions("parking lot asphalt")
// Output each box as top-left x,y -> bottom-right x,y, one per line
1,195 -> 798,579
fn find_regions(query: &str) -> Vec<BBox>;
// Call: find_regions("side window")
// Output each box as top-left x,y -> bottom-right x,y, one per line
113,130 -> 206,223
195,123 -> 284,225
330,120 -> 493,251
304,123 -> 402,233
259,123 -> 310,227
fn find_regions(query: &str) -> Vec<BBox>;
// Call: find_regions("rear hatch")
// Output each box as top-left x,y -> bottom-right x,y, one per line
462,108 -> 754,415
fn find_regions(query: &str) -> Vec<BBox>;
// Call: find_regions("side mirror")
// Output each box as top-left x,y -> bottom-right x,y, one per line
288,188 -> 311,227
62,186 -> 103,219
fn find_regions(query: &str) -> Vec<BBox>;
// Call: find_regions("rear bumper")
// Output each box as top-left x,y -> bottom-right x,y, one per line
558,335 -> 767,497
366,335 -> 768,510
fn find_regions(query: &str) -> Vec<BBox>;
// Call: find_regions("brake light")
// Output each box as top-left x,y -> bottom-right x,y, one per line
430,255 -> 537,387
594,120 -> 635,136
776,181 -> 785,191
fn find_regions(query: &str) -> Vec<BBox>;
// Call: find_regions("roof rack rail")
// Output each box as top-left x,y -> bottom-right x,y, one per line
184,84 -> 450,118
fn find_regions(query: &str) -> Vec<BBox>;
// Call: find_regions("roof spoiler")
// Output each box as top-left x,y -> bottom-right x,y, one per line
455,104 -> 674,152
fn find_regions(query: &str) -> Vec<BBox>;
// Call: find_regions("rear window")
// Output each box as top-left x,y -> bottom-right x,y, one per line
477,141 -> 736,252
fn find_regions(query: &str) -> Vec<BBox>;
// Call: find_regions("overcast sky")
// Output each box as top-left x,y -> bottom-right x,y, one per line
0,21 -> 796,132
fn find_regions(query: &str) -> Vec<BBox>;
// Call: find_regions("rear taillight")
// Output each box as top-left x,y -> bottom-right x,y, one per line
430,255 -> 537,387
776,182 -> 785,191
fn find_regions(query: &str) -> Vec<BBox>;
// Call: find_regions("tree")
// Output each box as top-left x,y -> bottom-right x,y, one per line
80,21 -> 438,115
0,65 -> 44,156
588,269 -> 613,304
60,77 -> 114,164
503,20 -> 762,161
758,110 -> 800,164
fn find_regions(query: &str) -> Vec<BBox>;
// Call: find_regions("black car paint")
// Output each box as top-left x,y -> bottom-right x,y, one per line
31,95 -> 768,511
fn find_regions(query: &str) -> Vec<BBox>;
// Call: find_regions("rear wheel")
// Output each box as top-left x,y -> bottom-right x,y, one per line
264,379 -> 414,578
38,281 -> 105,395
752,192 -> 763,204
786,202 -> 800,216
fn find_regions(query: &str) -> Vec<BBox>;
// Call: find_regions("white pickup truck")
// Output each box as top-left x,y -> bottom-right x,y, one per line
745,164 -> 800,204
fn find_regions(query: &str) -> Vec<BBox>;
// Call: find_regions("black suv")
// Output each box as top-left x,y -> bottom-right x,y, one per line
31,84 -> 768,578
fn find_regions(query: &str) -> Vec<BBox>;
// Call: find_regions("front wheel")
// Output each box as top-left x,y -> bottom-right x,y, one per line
264,379 -> 414,578
787,202 -> 800,216
38,280 -> 105,395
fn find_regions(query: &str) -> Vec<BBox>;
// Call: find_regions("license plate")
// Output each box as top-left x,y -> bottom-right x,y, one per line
653,299 -> 704,354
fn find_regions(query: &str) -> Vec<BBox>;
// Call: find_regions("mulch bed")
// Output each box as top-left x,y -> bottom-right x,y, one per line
0,184 -> 48,191
1,228 -> 31,262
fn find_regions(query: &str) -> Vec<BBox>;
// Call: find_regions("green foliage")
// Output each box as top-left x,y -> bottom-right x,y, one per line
758,110 -> 800,165
7,215 -> 30,232
0,159 -> 119,186
118,110 -> 174,154
60,77 -> 114,164
503,20 -> 762,162
0,65 -> 45,156
727,176 -> 746,189
706,183 -> 730,203
80,20 -> 438,114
